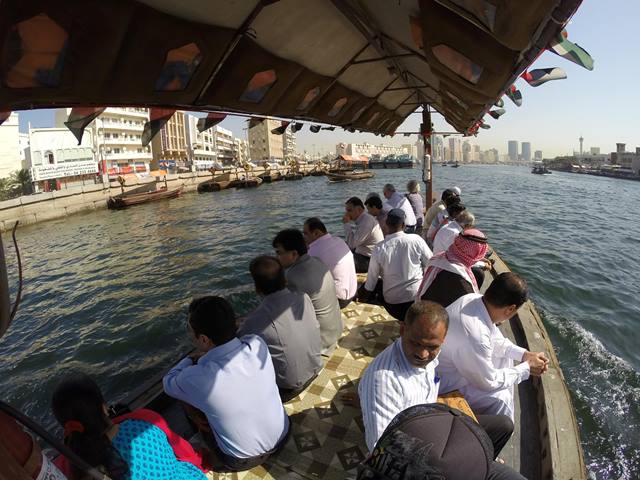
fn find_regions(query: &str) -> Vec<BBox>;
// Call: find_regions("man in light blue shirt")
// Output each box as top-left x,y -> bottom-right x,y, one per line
163,296 -> 289,471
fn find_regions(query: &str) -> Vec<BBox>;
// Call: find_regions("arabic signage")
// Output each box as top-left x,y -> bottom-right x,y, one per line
31,160 -> 99,181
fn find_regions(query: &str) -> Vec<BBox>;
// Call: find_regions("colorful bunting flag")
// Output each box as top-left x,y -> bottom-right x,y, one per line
494,98 -> 504,108
271,121 -> 290,135
479,123 -> 491,129
197,112 -> 227,132
506,85 -> 522,107
548,30 -> 594,71
488,108 -> 506,119
310,125 -> 321,133
292,122 -> 303,132
142,108 -> 175,147
521,68 -> 567,87
63,107 -> 105,144
321,126 -> 336,131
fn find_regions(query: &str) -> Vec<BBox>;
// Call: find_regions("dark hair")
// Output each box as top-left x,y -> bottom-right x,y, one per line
52,374 -> 129,480
272,228 -> 307,255
188,296 -> 237,345
304,217 -> 327,234
484,272 -> 528,308
250,255 -> 285,295
444,194 -> 461,208
441,189 -> 457,202
345,196 -> 364,209
446,202 -> 466,218
364,196 -> 383,209
405,301 -> 449,330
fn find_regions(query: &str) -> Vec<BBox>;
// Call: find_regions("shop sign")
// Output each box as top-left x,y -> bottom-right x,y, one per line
31,160 -> 99,181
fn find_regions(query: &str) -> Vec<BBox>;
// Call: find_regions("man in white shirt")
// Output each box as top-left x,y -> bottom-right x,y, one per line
361,209 -> 432,321
359,300 -> 521,478
437,272 -> 549,420
342,196 -> 384,273
303,217 -> 357,308
382,183 -> 417,232
432,209 -> 475,254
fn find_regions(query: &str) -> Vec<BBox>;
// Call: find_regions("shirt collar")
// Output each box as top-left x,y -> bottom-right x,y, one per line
199,337 -> 242,363
386,231 -> 404,240
309,233 -> 331,248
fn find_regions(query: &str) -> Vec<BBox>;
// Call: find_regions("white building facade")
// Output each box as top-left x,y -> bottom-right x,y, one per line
0,112 -> 23,178
27,127 -> 98,192
185,114 -> 218,171
335,142 -> 409,158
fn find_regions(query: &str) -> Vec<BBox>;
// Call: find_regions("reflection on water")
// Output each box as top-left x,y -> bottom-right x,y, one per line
0,166 -> 638,479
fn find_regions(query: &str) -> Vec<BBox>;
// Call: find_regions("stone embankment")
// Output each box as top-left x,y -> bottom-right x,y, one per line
0,167 -> 302,232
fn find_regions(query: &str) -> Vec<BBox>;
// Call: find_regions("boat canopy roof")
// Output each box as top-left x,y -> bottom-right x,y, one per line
336,154 -> 368,163
0,0 -> 582,134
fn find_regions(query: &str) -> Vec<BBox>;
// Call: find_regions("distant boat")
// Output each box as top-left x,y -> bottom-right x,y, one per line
326,171 -> 375,182
532,162 -> 551,174
441,162 -> 448,167
451,162 -> 460,168
107,186 -> 182,209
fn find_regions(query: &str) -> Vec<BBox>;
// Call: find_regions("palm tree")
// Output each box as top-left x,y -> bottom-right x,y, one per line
8,169 -> 33,197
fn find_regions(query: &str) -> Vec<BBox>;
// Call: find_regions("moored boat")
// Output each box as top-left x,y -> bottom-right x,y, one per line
106,186 -> 183,209
326,170 -> 375,182
283,173 -> 303,181
232,176 -> 263,189
532,162 -> 552,174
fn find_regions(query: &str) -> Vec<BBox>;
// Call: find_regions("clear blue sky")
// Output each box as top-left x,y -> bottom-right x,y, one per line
18,0 -> 634,158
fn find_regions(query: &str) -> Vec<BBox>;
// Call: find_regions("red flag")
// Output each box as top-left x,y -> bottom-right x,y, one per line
142,108 -> 175,146
197,112 -> 226,132
64,107 -> 106,144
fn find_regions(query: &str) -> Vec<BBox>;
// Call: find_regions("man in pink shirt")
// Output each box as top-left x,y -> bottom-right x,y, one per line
303,217 -> 358,309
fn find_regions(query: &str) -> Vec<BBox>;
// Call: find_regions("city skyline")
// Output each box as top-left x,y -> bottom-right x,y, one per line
15,1 -> 640,159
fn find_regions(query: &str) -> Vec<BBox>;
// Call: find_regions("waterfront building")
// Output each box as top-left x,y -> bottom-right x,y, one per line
214,125 -> 235,165
472,145 -> 481,162
55,107 -> 152,177
26,127 -> 98,192
184,113 -> 218,171
151,110 -> 187,172
249,119 -> 284,162
448,137 -> 462,163
521,142 -> 532,162
462,140 -> 471,163
590,147 -> 600,155
0,112 -> 23,178
402,143 -> 418,159
508,140 -> 519,162
234,138 -> 250,165
283,129 -> 297,161
610,143 -> 640,173
534,150 -> 543,160
483,148 -> 499,164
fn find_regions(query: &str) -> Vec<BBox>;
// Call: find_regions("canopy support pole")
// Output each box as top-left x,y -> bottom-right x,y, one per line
421,107 -> 433,208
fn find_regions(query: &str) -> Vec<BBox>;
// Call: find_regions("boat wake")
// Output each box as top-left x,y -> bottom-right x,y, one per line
541,310 -> 640,479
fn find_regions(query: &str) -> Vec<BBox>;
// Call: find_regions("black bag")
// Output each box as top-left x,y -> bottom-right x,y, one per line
357,403 -> 493,480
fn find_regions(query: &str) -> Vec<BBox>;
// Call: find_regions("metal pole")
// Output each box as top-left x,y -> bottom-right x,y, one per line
421,108 -> 433,208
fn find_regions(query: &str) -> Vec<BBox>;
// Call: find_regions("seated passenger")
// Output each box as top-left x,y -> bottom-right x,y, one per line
432,209 -> 475,254
360,209 -> 432,321
418,229 -> 490,307
163,296 -> 289,471
425,191 -> 462,245
239,255 -> 323,401
343,196 -> 384,272
382,183 -> 417,233
405,180 -> 425,235
359,301 -> 518,473
52,373 -> 207,480
273,229 -> 343,355
437,273 -> 549,420
303,217 -> 357,309
424,187 -> 459,230
364,194 -> 387,233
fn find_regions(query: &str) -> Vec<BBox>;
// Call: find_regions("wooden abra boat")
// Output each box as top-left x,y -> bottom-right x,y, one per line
326,171 -> 375,182
116,250 -> 584,479
283,173 -> 303,181
198,173 -> 233,193
107,187 -> 183,209
232,177 -> 263,189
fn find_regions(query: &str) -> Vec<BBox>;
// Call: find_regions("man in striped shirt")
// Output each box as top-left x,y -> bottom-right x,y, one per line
359,301 -> 517,475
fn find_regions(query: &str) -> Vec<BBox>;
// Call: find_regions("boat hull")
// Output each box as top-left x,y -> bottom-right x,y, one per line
107,187 -> 182,209
326,171 -> 375,182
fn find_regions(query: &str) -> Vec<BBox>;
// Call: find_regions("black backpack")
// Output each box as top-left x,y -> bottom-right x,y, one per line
357,403 -> 493,480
